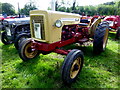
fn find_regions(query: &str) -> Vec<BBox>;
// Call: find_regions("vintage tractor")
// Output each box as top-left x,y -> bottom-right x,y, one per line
103,15 -> 120,39
18,10 -> 109,84
1,17 -> 31,49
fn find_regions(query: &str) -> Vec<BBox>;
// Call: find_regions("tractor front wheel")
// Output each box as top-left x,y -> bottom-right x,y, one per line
93,21 -> 109,54
19,38 -> 39,61
61,49 -> 84,84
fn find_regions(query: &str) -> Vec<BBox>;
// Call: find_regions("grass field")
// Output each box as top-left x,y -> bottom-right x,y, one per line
0,32 -> 120,88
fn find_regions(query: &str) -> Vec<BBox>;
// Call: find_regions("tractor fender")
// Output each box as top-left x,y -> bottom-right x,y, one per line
89,18 -> 101,37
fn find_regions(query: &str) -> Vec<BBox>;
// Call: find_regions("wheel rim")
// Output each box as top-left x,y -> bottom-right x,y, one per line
70,57 -> 81,79
103,28 -> 109,49
24,41 -> 38,58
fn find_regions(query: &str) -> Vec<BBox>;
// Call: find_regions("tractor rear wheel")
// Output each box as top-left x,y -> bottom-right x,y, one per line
115,27 -> 120,40
14,33 -> 30,50
61,49 -> 84,85
93,21 -> 109,54
19,38 -> 39,61
1,32 -> 12,45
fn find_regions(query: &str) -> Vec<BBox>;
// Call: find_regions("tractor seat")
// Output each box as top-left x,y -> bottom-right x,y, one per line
78,23 -> 88,26
80,19 -> 90,23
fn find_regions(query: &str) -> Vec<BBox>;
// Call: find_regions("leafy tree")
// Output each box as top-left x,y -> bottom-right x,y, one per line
103,1 -> 115,5
115,1 -> 120,15
2,3 -> 15,15
58,6 -> 66,12
47,7 -> 52,10
20,1 -> 37,15
55,1 -> 58,11
55,0 -> 66,11
117,1 -> 120,15
51,0 -> 120,16
72,0 -> 76,11
66,7 -> 71,13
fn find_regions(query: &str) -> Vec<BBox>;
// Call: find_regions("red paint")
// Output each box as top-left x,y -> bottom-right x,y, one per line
54,49 -> 70,55
30,24 -> 90,54
0,16 -> 15,20
104,15 -> 120,30
32,37 -> 76,52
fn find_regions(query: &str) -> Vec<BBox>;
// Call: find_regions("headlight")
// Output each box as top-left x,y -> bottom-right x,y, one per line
55,20 -> 62,28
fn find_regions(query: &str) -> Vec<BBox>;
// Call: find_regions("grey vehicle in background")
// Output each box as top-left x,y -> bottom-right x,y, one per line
1,17 -> 31,49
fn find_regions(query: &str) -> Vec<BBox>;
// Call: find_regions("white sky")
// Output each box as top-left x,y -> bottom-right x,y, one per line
1,0 -> 114,12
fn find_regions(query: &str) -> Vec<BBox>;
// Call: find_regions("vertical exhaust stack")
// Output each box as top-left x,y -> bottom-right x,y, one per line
18,2 -> 20,18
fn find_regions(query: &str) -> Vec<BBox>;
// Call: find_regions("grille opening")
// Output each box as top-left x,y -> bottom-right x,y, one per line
31,16 -> 45,40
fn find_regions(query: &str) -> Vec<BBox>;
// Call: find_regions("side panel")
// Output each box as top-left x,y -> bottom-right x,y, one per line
47,12 -> 80,43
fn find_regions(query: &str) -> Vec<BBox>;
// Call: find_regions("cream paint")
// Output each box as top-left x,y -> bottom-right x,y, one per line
30,10 -> 80,43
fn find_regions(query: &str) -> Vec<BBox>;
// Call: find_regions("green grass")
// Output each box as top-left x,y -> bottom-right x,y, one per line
1,32 -> 119,88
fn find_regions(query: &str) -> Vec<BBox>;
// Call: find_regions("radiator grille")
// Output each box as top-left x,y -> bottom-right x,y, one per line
31,15 -> 45,40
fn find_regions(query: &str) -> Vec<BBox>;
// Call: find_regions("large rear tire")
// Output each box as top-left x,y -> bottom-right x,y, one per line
1,32 -> 12,45
19,38 -> 39,61
14,33 -> 30,50
61,49 -> 84,85
93,21 -> 109,54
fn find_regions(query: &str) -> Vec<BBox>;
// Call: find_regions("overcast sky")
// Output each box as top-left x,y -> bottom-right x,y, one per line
1,0 -> 114,12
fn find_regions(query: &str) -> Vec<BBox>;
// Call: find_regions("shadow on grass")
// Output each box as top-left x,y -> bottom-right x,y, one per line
1,39 -> 119,88
2,44 -> 19,61
2,43 -> 17,52
13,42 -> 119,88
63,44 -> 119,88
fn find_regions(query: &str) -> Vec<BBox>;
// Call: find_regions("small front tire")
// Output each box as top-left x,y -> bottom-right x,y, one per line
61,49 -> 84,84
19,38 -> 39,61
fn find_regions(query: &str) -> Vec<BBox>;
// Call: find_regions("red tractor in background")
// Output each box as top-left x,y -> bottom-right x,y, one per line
103,15 -> 120,39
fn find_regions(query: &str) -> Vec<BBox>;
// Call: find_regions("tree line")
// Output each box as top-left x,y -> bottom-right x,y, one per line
0,1 -> 37,16
0,0 -> 120,16
55,0 -> 120,16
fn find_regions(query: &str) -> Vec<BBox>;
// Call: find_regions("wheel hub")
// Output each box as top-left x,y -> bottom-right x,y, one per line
25,41 -> 38,58
73,64 -> 79,71
70,57 -> 81,79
